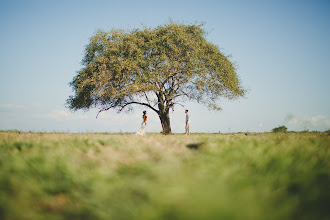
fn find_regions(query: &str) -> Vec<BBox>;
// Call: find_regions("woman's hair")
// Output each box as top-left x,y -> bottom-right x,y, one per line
143,111 -> 146,114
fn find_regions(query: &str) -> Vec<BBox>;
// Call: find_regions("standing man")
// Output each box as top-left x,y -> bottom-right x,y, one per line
185,109 -> 190,136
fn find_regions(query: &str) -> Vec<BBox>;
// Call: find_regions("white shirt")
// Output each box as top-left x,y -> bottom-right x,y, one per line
186,113 -> 190,123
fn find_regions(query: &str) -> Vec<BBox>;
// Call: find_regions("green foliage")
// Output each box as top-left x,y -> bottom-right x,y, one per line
325,129 -> 330,136
0,132 -> 329,220
67,21 -> 245,133
272,125 -> 288,133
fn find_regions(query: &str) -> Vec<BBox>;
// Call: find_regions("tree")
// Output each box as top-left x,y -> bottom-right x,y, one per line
272,126 -> 288,133
67,21 -> 245,134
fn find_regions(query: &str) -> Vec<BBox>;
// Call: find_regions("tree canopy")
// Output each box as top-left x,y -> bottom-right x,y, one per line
67,21 -> 245,134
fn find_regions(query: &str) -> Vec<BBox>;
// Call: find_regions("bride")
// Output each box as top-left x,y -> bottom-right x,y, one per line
136,111 -> 147,135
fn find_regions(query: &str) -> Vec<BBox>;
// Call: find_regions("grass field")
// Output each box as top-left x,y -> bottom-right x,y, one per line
0,131 -> 329,220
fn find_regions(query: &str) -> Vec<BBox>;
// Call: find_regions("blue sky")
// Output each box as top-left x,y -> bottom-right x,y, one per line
0,0 -> 329,133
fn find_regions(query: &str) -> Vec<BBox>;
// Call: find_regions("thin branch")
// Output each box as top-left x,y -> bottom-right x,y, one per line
168,93 -> 188,102
170,102 -> 184,108
144,92 -> 151,106
96,105 -> 114,118
162,72 -> 178,89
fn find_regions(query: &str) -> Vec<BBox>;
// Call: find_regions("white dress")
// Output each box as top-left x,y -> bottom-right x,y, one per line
136,116 -> 147,135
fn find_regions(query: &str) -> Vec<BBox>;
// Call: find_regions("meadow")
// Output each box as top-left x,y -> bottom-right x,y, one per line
0,131 -> 329,220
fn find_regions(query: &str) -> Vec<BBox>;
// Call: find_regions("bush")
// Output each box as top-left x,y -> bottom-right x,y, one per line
272,125 -> 287,133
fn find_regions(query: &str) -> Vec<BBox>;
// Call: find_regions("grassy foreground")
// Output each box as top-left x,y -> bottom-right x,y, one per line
0,132 -> 329,220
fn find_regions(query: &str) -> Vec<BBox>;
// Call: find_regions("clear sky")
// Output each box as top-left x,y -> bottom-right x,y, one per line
1,0 -> 329,133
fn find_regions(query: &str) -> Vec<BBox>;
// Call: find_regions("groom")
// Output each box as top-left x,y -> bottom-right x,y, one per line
185,109 -> 190,136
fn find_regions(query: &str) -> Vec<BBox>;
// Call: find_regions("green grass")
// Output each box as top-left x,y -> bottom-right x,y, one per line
0,132 -> 329,220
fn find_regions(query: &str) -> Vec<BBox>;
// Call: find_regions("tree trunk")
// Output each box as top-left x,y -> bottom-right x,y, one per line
159,110 -> 172,134
157,94 -> 172,134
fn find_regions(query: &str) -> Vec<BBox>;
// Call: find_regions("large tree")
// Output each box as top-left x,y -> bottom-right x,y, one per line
67,22 -> 245,134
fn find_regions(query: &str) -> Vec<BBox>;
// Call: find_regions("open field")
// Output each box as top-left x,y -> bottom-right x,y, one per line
0,131 -> 329,220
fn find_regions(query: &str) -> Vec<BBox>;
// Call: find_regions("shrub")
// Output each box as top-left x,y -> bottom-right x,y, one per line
272,125 -> 287,133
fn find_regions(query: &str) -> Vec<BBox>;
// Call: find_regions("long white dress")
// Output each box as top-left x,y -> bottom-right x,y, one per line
185,113 -> 190,135
136,116 -> 147,135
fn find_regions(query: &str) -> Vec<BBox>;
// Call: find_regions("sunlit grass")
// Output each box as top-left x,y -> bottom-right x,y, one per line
0,131 -> 329,220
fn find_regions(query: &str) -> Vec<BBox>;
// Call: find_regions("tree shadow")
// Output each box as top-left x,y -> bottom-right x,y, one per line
186,143 -> 204,150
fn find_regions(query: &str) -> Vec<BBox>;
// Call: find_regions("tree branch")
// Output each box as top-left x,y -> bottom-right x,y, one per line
96,105 -> 115,118
169,102 -> 184,108
168,93 -> 188,102
162,72 -> 178,89
96,100 -> 160,119
144,92 -> 152,106
119,101 -> 159,114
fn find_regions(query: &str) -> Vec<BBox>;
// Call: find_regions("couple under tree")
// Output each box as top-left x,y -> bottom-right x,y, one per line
135,110 -> 190,135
